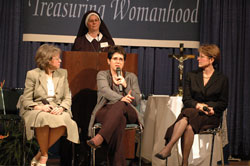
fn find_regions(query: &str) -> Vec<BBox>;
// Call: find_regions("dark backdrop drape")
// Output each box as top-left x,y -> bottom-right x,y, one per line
0,0 -> 249,158
200,0 -> 250,157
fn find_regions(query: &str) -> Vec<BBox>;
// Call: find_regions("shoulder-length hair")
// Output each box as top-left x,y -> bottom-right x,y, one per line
35,44 -> 61,70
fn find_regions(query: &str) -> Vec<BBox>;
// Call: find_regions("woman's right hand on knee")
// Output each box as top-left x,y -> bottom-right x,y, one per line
34,105 -> 53,112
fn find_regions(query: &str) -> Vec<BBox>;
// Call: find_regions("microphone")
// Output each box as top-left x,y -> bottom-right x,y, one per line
97,33 -> 101,52
41,99 -> 53,111
203,106 -> 210,112
41,99 -> 50,105
97,33 -> 100,41
116,67 -> 123,92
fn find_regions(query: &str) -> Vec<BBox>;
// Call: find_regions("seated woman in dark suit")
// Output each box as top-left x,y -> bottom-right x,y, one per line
19,44 -> 79,166
155,44 -> 228,166
86,46 -> 143,166
72,10 -> 115,52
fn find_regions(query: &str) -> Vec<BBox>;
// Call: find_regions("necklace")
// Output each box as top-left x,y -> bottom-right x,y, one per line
203,71 -> 213,79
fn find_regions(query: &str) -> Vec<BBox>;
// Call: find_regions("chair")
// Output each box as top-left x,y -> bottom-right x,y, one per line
198,111 -> 226,166
90,123 -> 143,166
198,126 -> 224,166
175,110 -> 226,166
0,88 -> 26,166
0,86 -> 6,115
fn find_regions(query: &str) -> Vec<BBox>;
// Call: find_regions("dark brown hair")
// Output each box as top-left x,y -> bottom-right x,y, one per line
108,45 -> 126,61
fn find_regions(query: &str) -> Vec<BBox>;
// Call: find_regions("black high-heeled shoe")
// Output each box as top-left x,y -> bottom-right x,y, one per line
155,153 -> 171,160
86,140 -> 101,149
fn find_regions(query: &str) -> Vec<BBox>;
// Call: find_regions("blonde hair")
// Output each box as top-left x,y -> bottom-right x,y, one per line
198,44 -> 220,64
35,44 -> 61,70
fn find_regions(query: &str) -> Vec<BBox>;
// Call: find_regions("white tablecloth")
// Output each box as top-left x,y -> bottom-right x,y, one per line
141,95 -> 227,166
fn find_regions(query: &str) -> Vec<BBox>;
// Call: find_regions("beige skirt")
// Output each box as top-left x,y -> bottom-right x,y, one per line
22,109 -> 79,144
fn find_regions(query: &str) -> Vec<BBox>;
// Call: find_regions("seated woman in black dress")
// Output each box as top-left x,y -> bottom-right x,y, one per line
72,10 -> 115,52
155,44 -> 229,166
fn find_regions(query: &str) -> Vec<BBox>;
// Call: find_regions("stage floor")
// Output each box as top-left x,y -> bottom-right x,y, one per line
47,158 -> 250,166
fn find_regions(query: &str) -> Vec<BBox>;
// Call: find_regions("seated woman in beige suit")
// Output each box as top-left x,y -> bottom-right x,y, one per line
19,44 -> 79,166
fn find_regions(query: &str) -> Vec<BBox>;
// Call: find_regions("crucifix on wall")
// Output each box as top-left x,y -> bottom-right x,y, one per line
168,43 -> 195,96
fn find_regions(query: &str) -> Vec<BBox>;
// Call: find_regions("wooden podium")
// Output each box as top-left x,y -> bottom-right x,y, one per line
62,51 -> 138,96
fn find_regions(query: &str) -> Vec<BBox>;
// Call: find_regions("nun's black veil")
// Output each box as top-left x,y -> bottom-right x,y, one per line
76,10 -> 113,41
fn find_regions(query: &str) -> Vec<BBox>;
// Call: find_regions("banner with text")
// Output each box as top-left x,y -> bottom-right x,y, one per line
23,0 -> 200,48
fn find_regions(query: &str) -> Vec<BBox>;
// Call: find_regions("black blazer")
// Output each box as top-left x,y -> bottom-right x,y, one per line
183,68 -> 228,116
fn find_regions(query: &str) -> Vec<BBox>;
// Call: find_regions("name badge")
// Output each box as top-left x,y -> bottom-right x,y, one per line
100,42 -> 109,48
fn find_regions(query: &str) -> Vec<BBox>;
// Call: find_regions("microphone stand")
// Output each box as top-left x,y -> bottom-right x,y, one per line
97,33 -> 101,53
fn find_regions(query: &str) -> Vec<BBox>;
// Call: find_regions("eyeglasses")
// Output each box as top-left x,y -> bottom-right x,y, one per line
51,57 -> 61,61
111,57 -> 124,62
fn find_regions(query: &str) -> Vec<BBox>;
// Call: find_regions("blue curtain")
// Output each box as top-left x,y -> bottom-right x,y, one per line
125,46 -> 198,96
1,0 -> 250,158
200,0 -> 250,157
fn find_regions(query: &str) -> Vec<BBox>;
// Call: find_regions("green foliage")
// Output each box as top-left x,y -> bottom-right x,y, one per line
0,114 -> 39,166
